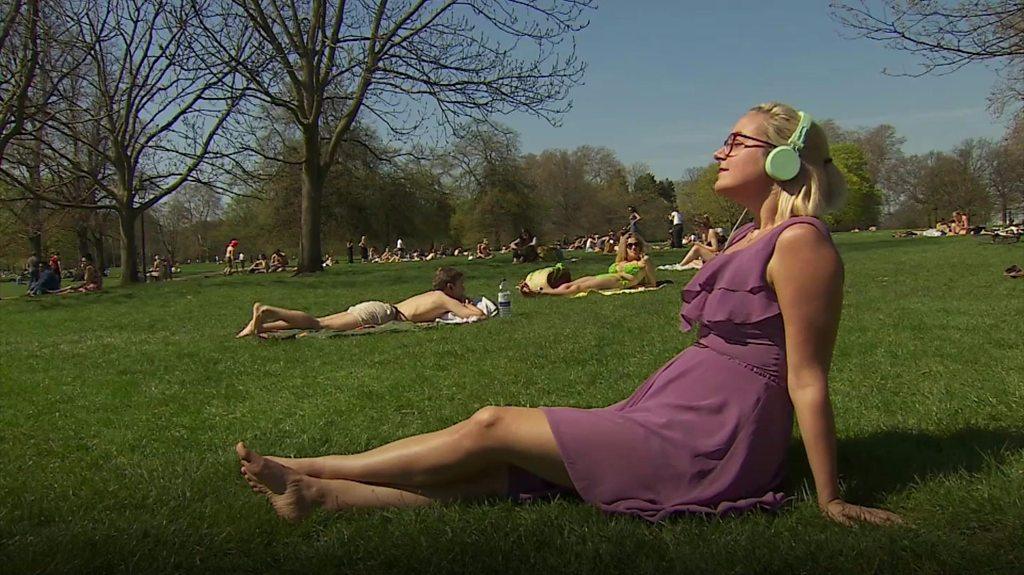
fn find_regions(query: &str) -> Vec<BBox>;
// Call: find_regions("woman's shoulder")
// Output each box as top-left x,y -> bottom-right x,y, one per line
770,218 -> 841,281
772,217 -> 833,251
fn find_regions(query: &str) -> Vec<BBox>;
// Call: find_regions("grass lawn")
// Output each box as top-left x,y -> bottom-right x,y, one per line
1,232 -> 1022,574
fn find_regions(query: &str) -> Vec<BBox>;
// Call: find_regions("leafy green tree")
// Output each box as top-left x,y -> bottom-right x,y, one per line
655,179 -> 676,205
828,142 -> 883,230
675,164 -> 746,232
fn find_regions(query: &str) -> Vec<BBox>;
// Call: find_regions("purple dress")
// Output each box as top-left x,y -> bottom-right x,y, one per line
513,216 -> 832,522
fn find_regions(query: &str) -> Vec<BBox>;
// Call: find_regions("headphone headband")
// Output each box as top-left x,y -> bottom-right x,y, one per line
787,111 -> 812,151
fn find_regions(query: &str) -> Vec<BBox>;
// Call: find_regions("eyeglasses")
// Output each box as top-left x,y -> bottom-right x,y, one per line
721,132 -> 775,157
626,243 -> 640,249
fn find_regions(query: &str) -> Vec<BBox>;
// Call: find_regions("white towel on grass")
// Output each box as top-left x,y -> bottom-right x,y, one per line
436,297 -> 498,324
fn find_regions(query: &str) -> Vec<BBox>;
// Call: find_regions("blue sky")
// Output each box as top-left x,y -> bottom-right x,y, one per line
505,1 -> 1012,180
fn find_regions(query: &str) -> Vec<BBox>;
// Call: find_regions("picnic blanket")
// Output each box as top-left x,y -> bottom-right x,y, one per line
571,284 -> 667,298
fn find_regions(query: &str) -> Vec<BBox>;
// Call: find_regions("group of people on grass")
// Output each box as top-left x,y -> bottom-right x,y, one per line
342,232 -> 540,265
221,240 -> 294,275
233,102 -> 902,529
23,252 -> 102,296
244,250 -> 291,274
892,211 -> 1014,239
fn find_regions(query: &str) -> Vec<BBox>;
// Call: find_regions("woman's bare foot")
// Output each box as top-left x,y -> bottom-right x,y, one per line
235,302 -> 263,338
236,442 -> 315,522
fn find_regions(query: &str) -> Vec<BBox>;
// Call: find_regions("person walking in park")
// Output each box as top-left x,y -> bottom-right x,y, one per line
223,240 -> 239,275
235,102 -> 902,528
626,205 -> 642,235
669,208 -> 685,248
347,240 -> 355,264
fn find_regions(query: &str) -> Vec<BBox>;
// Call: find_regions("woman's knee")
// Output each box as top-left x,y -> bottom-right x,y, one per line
461,406 -> 507,452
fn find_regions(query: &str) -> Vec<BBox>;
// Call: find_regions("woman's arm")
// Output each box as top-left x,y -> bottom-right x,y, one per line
641,256 -> 656,287
769,224 -> 902,526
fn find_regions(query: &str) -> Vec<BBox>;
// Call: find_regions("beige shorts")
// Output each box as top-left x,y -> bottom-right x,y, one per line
346,301 -> 399,327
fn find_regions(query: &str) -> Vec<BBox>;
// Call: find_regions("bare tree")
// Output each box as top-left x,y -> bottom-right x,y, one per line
984,114 -> 1024,223
1,0 -> 243,284
0,0 -> 37,160
831,1 -> 1024,114
198,0 -> 594,272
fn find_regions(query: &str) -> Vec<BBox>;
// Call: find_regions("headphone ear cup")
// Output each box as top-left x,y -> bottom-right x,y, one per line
765,146 -> 801,181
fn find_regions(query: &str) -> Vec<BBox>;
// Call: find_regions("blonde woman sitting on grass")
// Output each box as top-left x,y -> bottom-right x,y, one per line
519,232 -> 656,297
234,102 -> 901,527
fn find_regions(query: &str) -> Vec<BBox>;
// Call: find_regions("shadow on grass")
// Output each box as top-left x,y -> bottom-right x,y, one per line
786,427 -> 1024,504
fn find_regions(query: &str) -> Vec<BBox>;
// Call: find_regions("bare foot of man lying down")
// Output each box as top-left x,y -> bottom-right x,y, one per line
235,302 -> 263,338
236,442 -> 313,522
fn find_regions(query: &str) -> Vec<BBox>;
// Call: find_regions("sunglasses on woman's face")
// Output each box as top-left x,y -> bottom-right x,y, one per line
627,243 -> 640,249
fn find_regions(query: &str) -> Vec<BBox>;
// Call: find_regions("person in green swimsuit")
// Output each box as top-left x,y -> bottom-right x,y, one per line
520,232 -> 656,297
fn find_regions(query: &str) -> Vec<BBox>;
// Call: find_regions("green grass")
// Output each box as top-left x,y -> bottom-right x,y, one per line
1,233 -> 1022,574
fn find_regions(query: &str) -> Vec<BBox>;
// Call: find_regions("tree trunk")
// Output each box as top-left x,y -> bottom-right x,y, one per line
92,232 -> 106,272
28,228 -> 42,260
118,209 -> 139,285
75,225 -> 90,259
299,144 -> 324,273
27,197 -> 42,260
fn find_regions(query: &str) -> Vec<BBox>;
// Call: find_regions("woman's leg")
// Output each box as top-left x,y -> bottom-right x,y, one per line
679,244 -> 715,266
254,406 -> 572,489
679,245 -> 701,266
542,275 -> 620,296
237,444 -> 510,521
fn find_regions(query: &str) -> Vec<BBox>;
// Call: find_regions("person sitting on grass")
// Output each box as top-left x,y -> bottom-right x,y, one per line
27,261 -> 61,296
146,255 -> 168,282
475,239 -> 492,259
235,266 -> 485,338
509,229 -> 539,263
248,254 -> 268,274
676,214 -> 721,270
269,249 -> 289,272
518,232 -> 656,297
234,102 -> 902,528
57,253 -> 102,293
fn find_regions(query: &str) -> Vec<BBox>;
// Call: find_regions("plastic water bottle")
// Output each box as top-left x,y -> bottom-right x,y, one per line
497,279 -> 512,318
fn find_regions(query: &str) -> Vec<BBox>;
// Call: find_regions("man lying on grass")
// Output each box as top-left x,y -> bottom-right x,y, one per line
235,266 -> 484,338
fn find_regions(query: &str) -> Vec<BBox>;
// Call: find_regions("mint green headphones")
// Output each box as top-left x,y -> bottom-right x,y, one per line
764,111 -> 812,181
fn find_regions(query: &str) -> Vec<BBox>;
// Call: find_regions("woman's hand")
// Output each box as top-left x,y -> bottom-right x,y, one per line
822,499 -> 903,527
